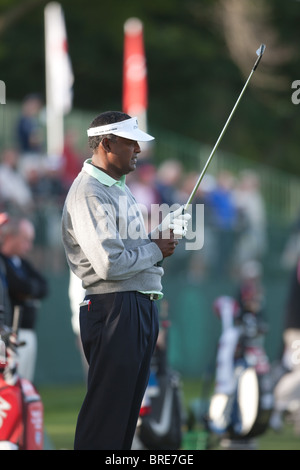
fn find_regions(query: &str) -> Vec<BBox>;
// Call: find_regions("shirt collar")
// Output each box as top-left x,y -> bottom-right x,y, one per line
83,159 -> 126,189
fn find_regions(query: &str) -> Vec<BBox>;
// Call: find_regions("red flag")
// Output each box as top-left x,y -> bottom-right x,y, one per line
123,18 -> 148,122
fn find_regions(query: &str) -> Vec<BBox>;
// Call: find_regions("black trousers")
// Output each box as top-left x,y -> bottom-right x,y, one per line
74,291 -> 159,450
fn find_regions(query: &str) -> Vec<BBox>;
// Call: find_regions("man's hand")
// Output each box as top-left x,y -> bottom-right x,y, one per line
153,229 -> 179,258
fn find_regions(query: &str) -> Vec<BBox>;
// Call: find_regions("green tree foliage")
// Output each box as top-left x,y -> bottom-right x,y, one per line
0,0 -> 300,174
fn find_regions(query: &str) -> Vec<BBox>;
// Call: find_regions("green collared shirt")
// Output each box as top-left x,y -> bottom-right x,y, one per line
83,158 -> 126,190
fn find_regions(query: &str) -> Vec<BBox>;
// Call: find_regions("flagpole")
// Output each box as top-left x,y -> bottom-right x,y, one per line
45,3 -> 62,158
44,2 -> 73,159
45,88 -> 64,158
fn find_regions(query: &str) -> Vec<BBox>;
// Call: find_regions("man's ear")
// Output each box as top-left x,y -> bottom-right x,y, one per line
100,137 -> 111,152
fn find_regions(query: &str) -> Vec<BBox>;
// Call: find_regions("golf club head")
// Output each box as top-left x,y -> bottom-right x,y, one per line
256,44 -> 266,57
253,44 -> 266,70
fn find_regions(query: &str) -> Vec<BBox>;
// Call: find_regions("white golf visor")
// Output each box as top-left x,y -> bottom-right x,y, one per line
87,117 -> 155,142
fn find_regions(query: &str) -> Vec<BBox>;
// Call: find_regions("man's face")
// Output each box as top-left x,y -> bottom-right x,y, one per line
106,136 -> 141,179
14,229 -> 34,257
3,222 -> 34,258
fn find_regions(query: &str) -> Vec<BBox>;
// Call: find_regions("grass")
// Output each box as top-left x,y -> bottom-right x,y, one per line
40,383 -> 85,449
39,379 -> 300,451
258,425 -> 300,450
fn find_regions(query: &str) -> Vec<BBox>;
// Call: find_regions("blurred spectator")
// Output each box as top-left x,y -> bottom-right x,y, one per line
19,154 -> 66,273
175,171 -> 213,281
16,93 -> 44,156
205,170 -> 239,277
281,211 -> 300,270
22,157 -> 65,205
237,259 -> 265,317
0,217 -> 48,382
177,171 -> 215,209
0,212 -> 12,326
233,170 -> 267,266
20,158 -> 46,203
128,162 -> 161,232
207,170 -> 237,231
0,148 -> 33,213
155,159 -> 183,205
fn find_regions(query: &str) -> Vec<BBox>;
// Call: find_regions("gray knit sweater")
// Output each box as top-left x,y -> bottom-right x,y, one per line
61,163 -> 164,295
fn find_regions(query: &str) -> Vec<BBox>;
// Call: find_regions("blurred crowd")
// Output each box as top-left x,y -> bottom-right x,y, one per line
2,95 -> 300,437
0,94 -> 84,211
0,94 -> 268,281
0,94 -> 84,271
127,158 -> 267,282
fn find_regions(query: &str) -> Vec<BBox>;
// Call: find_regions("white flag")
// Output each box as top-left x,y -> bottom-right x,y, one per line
45,2 -> 74,115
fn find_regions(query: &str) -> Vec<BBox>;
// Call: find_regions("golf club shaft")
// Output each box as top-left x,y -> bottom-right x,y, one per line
184,45 -> 265,210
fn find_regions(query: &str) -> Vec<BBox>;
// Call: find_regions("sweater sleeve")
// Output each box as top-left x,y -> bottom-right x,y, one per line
71,194 -> 163,282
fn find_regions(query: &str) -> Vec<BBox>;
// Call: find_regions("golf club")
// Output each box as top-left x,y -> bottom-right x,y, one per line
184,44 -> 266,210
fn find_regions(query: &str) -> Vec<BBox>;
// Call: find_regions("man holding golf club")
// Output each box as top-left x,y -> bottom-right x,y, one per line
61,111 -> 190,450
61,44 -> 265,450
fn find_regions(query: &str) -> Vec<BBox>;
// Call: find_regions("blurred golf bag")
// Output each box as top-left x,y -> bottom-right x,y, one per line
0,306 -> 43,450
132,303 -> 183,450
207,296 -> 273,444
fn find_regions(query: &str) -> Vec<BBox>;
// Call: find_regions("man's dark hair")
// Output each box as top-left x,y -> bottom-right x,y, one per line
88,111 -> 131,151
